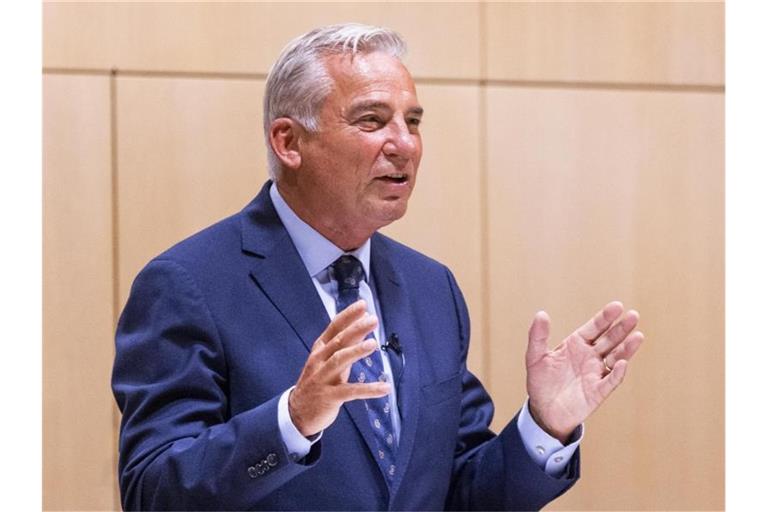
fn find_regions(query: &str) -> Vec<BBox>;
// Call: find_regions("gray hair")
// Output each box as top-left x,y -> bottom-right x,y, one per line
263,23 -> 407,179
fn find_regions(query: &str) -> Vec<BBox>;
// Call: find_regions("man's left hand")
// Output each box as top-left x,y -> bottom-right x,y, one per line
525,301 -> 644,444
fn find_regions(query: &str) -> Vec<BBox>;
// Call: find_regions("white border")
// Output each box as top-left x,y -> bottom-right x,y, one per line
726,1 -> 768,509
0,1 -> 42,508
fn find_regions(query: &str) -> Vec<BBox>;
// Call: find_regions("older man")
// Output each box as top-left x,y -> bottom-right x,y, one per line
113,23 -> 643,511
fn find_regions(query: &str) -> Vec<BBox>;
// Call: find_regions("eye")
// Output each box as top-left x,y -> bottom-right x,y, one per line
357,115 -> 384,130
407,117 -> 422,132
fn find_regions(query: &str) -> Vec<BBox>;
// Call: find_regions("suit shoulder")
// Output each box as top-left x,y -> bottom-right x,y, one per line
374,232 -> 450,276
148,209 -> 244,272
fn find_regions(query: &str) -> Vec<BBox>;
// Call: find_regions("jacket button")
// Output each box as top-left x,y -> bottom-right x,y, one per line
266,453 -> 279,467
247,466 -> 258,479
257,462 -> 267,475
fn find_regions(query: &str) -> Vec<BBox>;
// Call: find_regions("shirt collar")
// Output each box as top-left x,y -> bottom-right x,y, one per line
269,182 -> 371,279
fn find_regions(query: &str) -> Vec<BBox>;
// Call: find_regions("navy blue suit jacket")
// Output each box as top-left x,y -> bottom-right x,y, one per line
112,181 -> 578,510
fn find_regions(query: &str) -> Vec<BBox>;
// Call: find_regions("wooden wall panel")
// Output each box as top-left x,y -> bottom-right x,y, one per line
43,74 -> 116,510
43,2 -> 481,79
116,77 -> 268,307
484,2 -> 724,86
485,86 -> 724,510
381,84 -> 485,379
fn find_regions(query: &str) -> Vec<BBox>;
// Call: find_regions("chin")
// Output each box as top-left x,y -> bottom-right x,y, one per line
375,201 -> 409,227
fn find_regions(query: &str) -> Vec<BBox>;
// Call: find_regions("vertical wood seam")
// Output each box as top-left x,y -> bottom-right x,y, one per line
477,1 -> 491,393
109,68 -> 121,511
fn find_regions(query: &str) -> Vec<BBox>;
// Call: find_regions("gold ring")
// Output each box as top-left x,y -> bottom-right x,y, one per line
603,357 -> 612,372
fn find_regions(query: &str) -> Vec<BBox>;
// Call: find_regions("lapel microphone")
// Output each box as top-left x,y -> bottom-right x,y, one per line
382,332 -> 402,355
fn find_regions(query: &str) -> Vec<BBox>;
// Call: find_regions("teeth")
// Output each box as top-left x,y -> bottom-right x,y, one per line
386,173 -> 405,179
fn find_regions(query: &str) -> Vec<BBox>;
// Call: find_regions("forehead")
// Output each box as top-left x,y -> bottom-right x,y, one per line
321,52 -> 418,109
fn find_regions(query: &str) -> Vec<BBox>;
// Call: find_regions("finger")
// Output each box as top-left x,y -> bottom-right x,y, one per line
526,311 -> 551,367
593,309 -> 639,355
317,313 -> 379,361
310,336 -> 325,353
604,331 -> 644,369
334,382 -> 391,403
307,303 -> 370,368
597,359 -> 628,399
315,338 -> 379,382
575,301 -> 624,343
318,300 -> 368,344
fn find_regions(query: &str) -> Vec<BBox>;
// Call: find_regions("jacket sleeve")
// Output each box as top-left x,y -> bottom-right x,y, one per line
112,258 -> 319,511
442,268 -> 580,511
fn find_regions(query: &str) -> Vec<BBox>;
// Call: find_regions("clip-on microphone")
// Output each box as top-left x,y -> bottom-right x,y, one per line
381,332 -> 402,355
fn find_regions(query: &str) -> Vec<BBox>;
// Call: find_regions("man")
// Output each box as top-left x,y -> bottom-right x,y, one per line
112,23 -> 644,511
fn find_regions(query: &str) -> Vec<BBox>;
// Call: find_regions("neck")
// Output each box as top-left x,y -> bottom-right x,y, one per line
275,181 -> 373,251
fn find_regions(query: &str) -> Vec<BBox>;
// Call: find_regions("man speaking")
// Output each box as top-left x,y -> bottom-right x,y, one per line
112,23 -> 644,511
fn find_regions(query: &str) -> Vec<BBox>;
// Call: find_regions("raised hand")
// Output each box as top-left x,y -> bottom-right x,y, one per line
525,301 -> 644,443
289,300 -> 390,437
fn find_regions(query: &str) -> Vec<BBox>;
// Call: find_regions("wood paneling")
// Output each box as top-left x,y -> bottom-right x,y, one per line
115,77 -> 268,307
43,74 -> 116,510
485,86 -> 724,510
381,84 -> 485,379
43,2 -> 481,79
484,2 -> 724,86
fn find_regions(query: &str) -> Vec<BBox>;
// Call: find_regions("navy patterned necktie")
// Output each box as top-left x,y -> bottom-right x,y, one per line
330,255 -> 398,484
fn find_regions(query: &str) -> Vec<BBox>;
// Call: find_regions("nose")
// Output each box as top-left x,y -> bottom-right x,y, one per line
382,118 -> 420,164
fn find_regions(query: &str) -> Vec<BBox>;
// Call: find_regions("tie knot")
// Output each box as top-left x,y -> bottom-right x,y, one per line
331,255 -> 365,291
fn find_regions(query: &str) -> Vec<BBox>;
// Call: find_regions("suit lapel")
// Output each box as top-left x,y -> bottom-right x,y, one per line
337,234 -> 425,491
241,188 -> 422,495
242,184 -> 402,488
241,182 -> 329,352
369,234 -> 422,498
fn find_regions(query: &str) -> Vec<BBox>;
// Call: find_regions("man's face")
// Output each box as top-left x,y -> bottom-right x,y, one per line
297,51 -> 423,243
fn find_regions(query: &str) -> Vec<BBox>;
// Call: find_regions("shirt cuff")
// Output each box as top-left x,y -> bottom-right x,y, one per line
278,386 -> 322,461
516,398 -> 583,477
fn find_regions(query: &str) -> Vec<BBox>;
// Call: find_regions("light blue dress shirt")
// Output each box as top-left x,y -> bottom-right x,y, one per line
269,183 -> 581,476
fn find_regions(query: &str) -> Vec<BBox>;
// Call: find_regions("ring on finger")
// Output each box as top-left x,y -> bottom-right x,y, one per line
603,357 -> 612,373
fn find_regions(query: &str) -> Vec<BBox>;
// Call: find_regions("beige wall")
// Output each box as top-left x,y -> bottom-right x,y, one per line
43,2 -> 724,510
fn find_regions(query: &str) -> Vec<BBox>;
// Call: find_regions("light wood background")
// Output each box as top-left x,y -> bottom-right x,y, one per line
43,2 -> 724,510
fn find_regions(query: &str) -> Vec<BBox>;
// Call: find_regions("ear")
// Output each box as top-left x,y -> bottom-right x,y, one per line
269,118 -> 303,170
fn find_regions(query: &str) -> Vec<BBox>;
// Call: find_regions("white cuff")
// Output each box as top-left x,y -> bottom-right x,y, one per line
277,386 -> 322,461
516,398 -> 583,477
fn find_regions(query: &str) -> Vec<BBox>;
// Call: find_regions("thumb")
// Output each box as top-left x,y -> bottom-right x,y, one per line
526,310 -> 551,367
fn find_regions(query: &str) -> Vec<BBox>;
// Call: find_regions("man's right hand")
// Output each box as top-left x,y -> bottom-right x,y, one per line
288,300 -> 390,437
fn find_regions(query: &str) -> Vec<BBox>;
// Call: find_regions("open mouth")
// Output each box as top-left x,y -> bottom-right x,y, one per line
376,173 -> 409,184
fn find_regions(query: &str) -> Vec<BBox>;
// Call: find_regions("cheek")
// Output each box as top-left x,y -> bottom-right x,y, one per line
339,140 -> 370,171
413,139 -> 424,166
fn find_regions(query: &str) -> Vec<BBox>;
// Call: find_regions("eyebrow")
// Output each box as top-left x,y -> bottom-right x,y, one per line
347,101 -> 424,118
